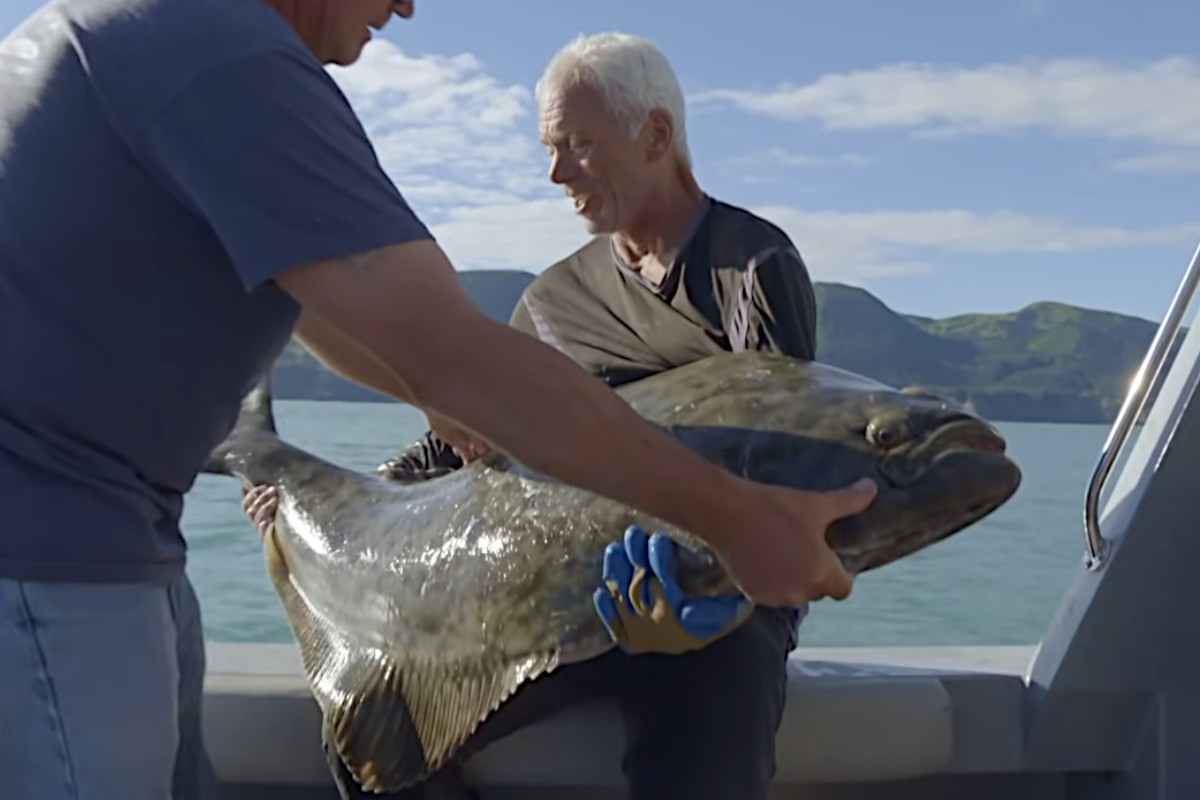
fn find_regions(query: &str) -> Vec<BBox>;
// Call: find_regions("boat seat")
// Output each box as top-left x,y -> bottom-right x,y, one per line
202,642 -> 1031,791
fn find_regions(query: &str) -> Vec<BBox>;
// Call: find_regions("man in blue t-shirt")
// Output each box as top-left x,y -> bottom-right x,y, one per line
0,3 -> 878,798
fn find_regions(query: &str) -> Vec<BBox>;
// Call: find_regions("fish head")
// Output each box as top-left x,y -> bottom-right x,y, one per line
737,364 -> 1020,575
637,355 -> 1022,577
813,379 -> 1019,574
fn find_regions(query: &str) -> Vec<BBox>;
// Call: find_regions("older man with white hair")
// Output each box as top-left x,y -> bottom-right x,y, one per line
246,31 -> 823,800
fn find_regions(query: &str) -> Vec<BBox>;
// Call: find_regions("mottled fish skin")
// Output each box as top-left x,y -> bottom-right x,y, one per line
203,350 -> 1022,791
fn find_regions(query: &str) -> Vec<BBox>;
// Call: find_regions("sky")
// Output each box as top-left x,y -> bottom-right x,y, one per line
4,0 -> 1200,322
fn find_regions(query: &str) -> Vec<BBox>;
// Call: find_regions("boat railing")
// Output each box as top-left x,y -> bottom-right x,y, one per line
1083,238 -> 1200,570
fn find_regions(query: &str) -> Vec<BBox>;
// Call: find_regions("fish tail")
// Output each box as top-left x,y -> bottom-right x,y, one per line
201,375 -> 278,477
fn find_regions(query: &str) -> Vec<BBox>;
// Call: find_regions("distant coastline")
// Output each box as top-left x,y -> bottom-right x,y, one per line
270,269 -> 1172,425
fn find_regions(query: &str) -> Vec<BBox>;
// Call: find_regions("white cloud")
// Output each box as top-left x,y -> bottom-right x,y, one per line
391,176 -> 528,210
749,207 -> 1200,283
432,202 -> 1200,284
326,40 -> 550,207
428,198 -> 591,272
326,40 -> 590,272
733,148 -> 871,169
692,56 -> 1200,173
1109,150 -> 1200,175
719,148 -> 871,185
325,41 -> 1200,282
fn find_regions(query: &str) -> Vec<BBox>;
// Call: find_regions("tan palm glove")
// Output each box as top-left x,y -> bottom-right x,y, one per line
592,526 -> 754,656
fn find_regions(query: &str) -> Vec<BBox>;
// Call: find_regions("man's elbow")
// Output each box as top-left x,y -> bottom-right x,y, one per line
273,244 -> 413,324
272,241 -> 491,396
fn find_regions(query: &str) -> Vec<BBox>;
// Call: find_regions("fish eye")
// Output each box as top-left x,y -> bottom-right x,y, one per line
866,417 -> 908,449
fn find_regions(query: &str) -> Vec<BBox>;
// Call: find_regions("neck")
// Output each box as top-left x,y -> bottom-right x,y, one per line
612,162 -> 707,263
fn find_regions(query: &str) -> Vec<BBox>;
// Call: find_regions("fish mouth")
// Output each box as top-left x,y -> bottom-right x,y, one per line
839,418 -> 1020,575
922,418 -> 1007,458
878,418 -> 1008,488
902,417 -> 1012,472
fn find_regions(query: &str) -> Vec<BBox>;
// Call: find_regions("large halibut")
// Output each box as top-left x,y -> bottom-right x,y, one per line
201,350 -> 1021,792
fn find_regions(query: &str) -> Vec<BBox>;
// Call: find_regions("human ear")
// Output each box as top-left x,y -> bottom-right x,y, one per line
643,108 -> 674,162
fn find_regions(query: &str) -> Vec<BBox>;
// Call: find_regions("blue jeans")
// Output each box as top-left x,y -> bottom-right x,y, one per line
0,573 -> 217,800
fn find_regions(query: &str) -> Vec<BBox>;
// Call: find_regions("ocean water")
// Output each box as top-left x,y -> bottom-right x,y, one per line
181,401 -> 1119,649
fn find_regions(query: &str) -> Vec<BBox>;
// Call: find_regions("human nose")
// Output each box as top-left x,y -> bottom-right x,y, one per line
548,150 -> 578,185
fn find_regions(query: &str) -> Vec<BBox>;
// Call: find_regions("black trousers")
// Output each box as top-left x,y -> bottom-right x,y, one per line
323,606 -> 800,800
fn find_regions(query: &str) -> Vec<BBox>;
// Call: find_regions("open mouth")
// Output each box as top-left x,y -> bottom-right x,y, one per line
569,194 -> 593,214
956,430 -> 1006,453
927,419 -> 1007,455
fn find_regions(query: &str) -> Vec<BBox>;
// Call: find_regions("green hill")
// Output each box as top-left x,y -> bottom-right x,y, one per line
815,283 -> 1170,423
812,283 -> 972,388
270,270 -> 1168,424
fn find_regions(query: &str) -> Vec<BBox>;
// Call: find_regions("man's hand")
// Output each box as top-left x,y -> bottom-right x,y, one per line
241,485 -> 280,540
425,409 -> 491,463
714,477 -> 877,607
593,526 -> 752,655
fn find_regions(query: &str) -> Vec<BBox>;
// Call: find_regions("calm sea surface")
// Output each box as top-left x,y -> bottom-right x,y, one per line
180,400 -> 1121,648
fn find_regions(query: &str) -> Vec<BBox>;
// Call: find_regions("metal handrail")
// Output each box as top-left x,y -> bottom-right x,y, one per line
1083,238 -> 1200,570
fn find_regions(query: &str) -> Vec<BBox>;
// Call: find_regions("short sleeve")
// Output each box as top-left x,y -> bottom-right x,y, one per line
139,50 -> 432,291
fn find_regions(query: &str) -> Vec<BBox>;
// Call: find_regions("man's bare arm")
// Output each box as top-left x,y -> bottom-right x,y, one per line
273,239 -> 750,548
292,309 -> 418,403
294,307 -> 491,460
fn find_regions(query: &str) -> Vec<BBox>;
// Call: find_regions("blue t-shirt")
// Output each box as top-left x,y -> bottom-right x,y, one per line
0,0 -> 432,583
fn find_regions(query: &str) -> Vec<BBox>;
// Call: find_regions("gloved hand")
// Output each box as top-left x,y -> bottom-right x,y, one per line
592,525 -> 752,655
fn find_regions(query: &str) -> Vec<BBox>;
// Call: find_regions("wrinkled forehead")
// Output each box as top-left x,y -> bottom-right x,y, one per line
538,82 -> 613,140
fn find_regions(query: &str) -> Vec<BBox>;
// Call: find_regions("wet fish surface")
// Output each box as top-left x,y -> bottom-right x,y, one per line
202,350 -> 1022,792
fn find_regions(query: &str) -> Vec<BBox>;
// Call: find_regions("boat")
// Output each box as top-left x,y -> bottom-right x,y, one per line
204,241 -> 1200,800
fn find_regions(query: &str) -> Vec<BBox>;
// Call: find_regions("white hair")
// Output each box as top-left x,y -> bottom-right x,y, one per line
536,32 -> 692,167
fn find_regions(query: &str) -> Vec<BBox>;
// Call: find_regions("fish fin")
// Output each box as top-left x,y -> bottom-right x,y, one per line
236,377 -> 277,436
262,527 -> 558,792
202,374 -> 278,476
325,650 -> 559,793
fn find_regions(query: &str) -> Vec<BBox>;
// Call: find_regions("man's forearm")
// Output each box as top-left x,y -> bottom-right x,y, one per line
293,310 -> 417,404
413,315 -> 744,544
275,241 -> 751,551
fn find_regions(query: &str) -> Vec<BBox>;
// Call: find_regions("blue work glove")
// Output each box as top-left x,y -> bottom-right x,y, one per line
592,525 -> 753,655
